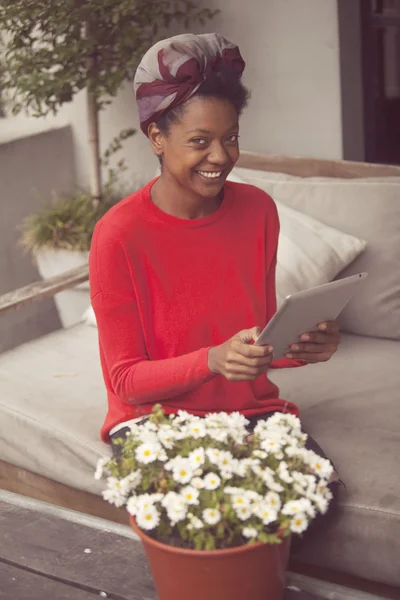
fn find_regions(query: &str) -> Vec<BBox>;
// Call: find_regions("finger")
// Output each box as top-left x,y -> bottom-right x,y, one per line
227,350 -> 273,368
236,327 -> 262,344
285,352 -> 332,363
232,339 -> 273,358
298,332 -> 340,345
317,321 -> 339,334
288,343 -> 338,355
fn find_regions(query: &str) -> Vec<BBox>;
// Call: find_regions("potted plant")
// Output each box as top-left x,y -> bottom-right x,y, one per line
0,1 -> 218,325
97,405 -> 334,600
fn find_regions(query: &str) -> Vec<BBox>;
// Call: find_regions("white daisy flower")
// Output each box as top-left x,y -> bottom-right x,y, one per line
155,447 -> 168,462
189,448 -> 205,468
158,427 -> 176,449
259,470 -> 285,493
174,410 -> 192,424
180,486 -> 200,505
94,457 -> 110,480
290,512 -> 308,534
206,448 -> 222,464
120,470 -> 142,492
172,459 -> 194,484
235,505 -> 252,521
260,438 -> 282,453
136,493 -> 163,510
282,500 -> 303,516
136,505 -> 160,531
191,476 -> 204,490
225,411 -> 249,429
135,442 -> 161,464
308,455 -> 333,480
242,527 -> 258,539
203,472 -> 221,490
138,430 -> 159,446
265,491 -> 281,511
187,513 -> 204,530
246,490 -> 263,503
224,486 -> 243,495
167,505 -> 188,525
207,428 -> 229,443
312,494 -> 330,514
231,493 -> 251,510
278,462 -> 293,484
217,451 -> 234,469
162,491 -> 184,510
254,503 -> 278,525
187,419 -> 207,439
203,508 -> 221,526
102,478 -> 127,508
126,496 -> 139,516
252,450 -> 267,459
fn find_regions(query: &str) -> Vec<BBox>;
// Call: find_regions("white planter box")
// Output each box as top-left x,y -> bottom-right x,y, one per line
36,249 -> 90,328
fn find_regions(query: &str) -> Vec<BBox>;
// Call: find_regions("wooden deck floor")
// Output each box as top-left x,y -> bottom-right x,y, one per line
0,493 -> 389,600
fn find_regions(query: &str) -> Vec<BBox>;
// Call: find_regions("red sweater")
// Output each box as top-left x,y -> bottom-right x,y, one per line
90,180 -> 300,442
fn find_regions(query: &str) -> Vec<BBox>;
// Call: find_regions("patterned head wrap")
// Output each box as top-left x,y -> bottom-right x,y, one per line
134,33 -> 245,136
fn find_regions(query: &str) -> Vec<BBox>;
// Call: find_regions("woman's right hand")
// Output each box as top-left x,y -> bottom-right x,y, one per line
208,327 -> 274,381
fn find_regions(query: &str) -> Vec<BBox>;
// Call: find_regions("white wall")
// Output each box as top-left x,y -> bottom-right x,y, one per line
207,0 -> 342,160
2,0 -> 342,190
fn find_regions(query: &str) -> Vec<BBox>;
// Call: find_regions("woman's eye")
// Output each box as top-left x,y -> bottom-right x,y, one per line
227,134 -> 239,143
191,138 -> 207,145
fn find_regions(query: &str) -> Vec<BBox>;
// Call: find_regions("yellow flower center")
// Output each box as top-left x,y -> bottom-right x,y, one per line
144,450 -> 151,457
295,518 -> 302,526
180,470 -> 187,477
145,514 -> 152,521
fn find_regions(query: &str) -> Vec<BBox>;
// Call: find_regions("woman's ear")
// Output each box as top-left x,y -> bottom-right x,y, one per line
148,123 -> 165,159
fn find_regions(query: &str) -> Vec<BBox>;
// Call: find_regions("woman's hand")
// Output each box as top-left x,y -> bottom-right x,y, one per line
208,327 -> 274,381
285,321 -> 340,364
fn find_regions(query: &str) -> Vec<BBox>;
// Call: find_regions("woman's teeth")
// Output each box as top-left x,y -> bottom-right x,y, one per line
197,171 -> 222,179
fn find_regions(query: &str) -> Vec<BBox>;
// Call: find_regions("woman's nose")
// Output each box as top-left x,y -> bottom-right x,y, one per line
207,142 -> 229,165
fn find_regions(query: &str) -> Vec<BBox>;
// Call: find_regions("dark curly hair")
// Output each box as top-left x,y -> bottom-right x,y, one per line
156,66 -> 250,135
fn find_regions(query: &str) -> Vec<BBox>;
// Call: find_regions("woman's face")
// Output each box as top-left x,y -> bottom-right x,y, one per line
150,96 -> 240,199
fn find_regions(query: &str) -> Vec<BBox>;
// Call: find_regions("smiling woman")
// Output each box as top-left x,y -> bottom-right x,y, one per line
89,33 -> 340,551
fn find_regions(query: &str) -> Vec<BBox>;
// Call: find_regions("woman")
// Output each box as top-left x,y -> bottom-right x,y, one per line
89,33 -> 340,545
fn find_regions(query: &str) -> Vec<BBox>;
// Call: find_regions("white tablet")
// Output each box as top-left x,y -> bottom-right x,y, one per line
255,273 -> 368,359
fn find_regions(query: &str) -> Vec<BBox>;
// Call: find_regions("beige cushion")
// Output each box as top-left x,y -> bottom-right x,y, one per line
269,334 -> 400,588
0,324 -> 109,495
232,169 -> 400,340
228,172 -> 367,307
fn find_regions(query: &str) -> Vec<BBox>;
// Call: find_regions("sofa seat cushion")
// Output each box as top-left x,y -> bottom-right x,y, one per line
269,334 -> 400,588
0,326 -> 399,586
0,324 -> 109,496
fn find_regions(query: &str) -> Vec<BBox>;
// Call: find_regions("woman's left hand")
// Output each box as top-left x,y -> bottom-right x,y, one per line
285,321 -> 340,364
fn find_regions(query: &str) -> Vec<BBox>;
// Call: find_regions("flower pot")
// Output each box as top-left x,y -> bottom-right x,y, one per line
35,249 -> 90,328
130,517 -> 291,600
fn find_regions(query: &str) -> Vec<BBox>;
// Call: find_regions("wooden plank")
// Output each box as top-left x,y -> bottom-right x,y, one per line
0,264 -> 89,316
0,460 -> 128,526
0,501 -> 157,600
236,151 -> 400,178
0,562 -> 103,600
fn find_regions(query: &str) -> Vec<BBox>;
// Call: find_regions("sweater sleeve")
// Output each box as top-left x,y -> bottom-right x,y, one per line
264,214 -> 305,371
89,222 -> 217,405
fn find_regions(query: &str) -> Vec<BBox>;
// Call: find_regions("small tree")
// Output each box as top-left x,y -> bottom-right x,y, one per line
0,1 -> 218,202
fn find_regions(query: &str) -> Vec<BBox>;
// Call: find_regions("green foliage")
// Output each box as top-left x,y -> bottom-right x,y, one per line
19,184 -> 124,253
0,0 -> 220,117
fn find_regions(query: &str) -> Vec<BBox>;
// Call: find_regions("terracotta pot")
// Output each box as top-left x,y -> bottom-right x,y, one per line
130,517 -> 290,600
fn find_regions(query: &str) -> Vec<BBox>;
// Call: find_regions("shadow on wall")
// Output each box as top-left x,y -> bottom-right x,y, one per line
0,126 -> 77,353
